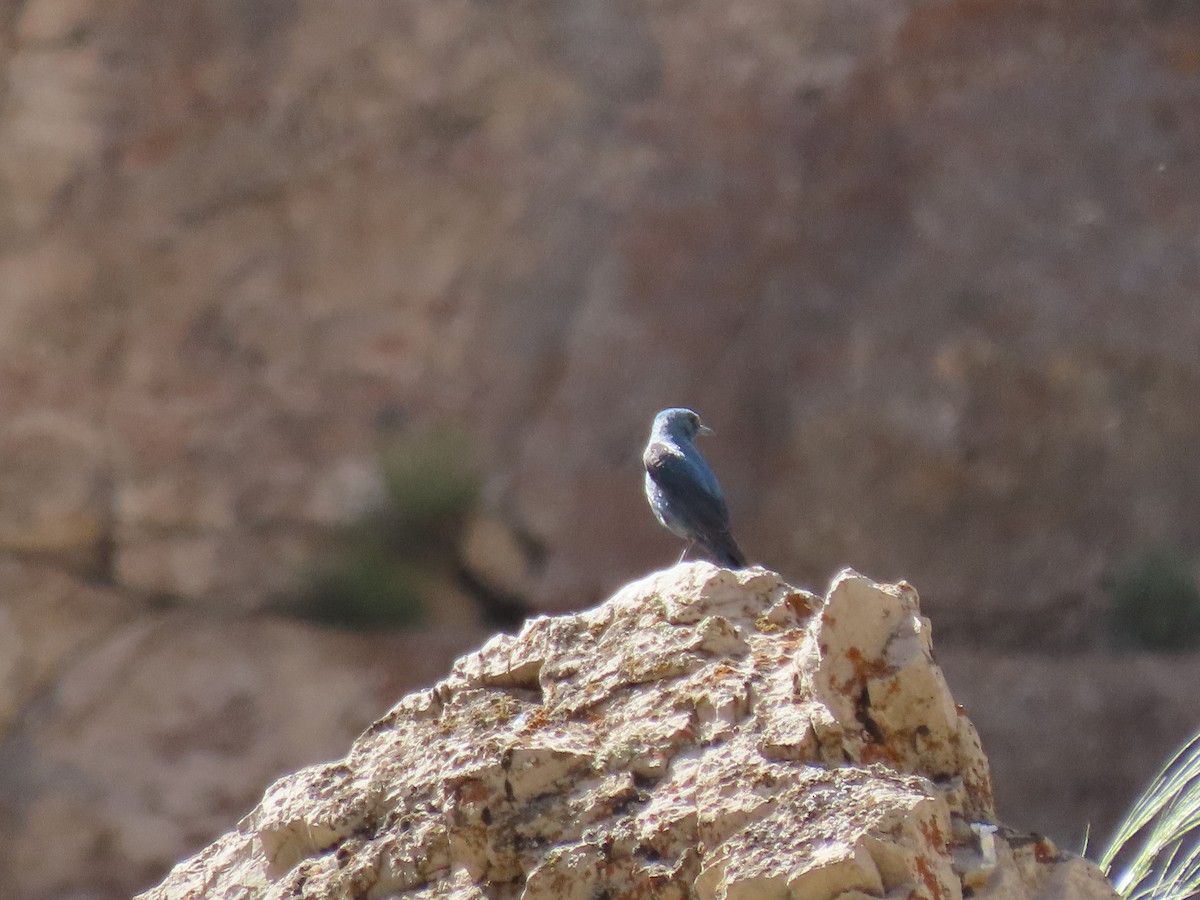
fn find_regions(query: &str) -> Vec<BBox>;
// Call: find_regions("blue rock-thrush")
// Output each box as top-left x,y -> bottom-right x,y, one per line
643,407 -> 746,568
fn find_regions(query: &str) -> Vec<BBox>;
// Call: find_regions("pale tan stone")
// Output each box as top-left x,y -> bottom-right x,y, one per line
15,0 -> 98,44
796,569 -> 994,819
0,44 -> 102,233
138,565 -> 1117,900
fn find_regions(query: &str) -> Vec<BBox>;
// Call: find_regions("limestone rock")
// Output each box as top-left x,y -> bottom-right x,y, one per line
139,565 -> 1117,900
1,614 -> 487,899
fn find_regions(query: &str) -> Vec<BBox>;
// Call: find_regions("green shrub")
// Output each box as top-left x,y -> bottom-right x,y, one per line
1107,548 -> 1200,651
290,429 -> 478,631
375,431 -> 479,555
296,551 -> 427,630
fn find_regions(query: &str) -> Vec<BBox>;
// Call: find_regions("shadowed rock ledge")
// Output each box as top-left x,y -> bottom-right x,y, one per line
138,564 -> 1117,899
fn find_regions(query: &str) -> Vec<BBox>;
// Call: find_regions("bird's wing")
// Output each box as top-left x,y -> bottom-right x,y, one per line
643,442 -> 732,538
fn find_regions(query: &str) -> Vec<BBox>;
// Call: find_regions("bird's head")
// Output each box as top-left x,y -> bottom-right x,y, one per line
652,407 -> 713,441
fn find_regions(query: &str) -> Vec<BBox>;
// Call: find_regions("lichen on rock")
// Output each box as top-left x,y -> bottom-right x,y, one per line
139,564 -> 1117,900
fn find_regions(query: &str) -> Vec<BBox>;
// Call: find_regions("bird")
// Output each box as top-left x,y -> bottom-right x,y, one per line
642,407 -> 746,568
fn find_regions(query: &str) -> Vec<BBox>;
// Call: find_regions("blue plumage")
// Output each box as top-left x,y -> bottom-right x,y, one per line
642,408 -> 746,568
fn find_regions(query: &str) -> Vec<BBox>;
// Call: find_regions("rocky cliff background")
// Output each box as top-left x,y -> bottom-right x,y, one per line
2,0 -> 1200,896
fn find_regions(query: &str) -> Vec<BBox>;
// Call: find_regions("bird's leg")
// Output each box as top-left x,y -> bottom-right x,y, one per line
676,542 -> 693,564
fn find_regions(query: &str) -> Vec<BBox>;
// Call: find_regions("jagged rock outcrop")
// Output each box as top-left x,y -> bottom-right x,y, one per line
140,565 -> 1117,899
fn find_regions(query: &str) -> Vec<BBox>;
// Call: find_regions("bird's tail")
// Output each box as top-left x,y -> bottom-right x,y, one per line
704,533 -> 747,569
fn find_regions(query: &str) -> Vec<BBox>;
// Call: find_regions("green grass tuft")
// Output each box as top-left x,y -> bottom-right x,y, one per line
1099,728 -> 1200,900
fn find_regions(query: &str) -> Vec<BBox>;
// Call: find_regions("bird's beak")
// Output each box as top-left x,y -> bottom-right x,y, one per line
698,423 -> 715,436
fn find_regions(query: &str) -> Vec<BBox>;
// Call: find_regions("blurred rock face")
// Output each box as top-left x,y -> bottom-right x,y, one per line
1,0 -> 1200,895
3,0 -> 1200,628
